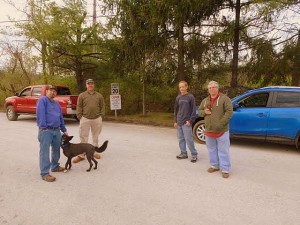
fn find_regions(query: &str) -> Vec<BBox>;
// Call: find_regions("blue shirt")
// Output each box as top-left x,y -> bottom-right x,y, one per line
36,96 -> 67,132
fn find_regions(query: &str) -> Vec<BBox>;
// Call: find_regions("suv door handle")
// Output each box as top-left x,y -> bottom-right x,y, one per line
256,113 -> 266,117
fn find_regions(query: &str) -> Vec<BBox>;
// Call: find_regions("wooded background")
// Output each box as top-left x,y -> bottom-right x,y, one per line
0,0 -> 299,114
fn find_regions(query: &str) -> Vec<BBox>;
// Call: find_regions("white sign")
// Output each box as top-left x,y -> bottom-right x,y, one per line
111,83 -> 119,94
110,94 -> 122,110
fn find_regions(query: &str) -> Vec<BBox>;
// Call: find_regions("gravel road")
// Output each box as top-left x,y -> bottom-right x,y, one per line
0,113 -> 299,225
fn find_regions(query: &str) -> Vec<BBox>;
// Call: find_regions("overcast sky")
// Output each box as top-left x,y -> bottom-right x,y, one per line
0,0 -> 28,23
0,0 -> 96,33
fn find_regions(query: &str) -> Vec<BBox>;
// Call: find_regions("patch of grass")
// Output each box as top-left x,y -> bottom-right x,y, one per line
105,112 -> 174,127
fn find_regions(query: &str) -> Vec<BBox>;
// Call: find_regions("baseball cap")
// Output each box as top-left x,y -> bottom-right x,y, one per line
47,85 -> 57,91
86,79 -> 94,83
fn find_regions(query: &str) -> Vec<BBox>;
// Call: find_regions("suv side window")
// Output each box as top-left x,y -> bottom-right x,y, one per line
238,93 -> 269,108
273,91 -> 300,107
32,87 -> 42,96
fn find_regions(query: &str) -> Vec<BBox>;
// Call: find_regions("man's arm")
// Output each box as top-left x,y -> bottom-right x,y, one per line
36,97 -> 47,129
189,95 -> 196,123
76,94 -> 83,120
99,94 -> 105,117
220,96 -> 233,126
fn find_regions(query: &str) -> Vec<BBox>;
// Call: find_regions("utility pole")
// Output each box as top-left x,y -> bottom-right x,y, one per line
92,0 -> 97,54
93,0 -> 96,25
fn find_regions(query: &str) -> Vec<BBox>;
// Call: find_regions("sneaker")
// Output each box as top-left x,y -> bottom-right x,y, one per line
176,154 -> 188,159
51,166 -> 65,172
42,175 -> 56,182
207,167 -> 220,173
73,156 -> 85,163
191,156 -> 197,163
222,172 -> 230,178
94,153 -> 101,159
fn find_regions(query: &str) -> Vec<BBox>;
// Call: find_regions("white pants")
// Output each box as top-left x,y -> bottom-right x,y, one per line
78,116 -> 102,158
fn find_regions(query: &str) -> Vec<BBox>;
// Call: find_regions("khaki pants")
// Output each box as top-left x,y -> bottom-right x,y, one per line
78,116 -> 102,158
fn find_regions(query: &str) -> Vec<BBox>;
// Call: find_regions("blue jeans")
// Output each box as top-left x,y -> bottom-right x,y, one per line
38,129 -> 62,178
177,124 -> 198,157
205,131 -> 231,173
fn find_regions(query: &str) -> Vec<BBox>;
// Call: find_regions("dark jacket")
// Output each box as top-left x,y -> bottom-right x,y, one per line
174,93 -> 196,126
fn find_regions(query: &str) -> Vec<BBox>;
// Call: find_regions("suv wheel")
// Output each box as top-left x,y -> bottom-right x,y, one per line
192,120 -> 205,144
6,106 -> 18,121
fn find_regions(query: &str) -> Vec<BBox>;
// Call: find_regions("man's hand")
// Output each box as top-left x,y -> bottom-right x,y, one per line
185,121 -> 191,126
174,122 -> 178,128
204,108 -> 212,115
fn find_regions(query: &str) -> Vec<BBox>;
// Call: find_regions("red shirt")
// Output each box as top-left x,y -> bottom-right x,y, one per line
205,92 -> 224,138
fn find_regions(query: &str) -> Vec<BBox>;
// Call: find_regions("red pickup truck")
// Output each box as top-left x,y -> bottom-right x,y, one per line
4,85 -> 79,121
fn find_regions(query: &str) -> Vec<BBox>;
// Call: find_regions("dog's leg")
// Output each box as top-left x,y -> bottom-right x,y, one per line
65,157 -> 72,170
92,157 -> 98,170
65,158 -> 70,170
68,158 -> 72,170
86,157 -> 93,172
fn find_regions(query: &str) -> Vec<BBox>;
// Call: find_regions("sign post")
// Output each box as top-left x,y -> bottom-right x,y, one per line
110,83 -> 121,118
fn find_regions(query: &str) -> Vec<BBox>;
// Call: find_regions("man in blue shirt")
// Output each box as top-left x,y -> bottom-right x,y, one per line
36,85 -> 68,182
174,81 -> 198,163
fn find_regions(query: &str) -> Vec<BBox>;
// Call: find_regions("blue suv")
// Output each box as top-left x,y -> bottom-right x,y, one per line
192,86 -> 300,148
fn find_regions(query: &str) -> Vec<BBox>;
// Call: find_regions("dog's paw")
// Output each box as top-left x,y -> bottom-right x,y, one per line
64,169 -> 68,173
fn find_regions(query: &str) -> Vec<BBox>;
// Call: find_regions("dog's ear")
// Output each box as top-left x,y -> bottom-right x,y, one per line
68,136 -> 74,141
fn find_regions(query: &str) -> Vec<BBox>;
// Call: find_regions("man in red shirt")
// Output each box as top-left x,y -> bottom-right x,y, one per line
199,81 -> 233,178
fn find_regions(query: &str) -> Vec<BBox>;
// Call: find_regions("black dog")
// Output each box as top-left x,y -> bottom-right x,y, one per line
61,134 -> 108,172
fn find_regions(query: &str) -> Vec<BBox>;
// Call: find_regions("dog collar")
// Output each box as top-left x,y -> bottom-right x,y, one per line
61,143 -> 71,148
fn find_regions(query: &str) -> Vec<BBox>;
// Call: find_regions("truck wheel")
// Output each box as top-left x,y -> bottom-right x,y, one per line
6,106 -> 18,121
192,120 -> 205,144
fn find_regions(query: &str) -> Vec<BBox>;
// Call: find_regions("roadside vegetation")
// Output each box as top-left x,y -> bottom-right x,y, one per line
105,112 -> 174,127
1,0 -> 299,119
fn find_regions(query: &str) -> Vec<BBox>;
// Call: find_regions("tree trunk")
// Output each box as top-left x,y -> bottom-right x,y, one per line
177,15 -> 185,82
292,30 -> 300,86
75,58 -> 84,93
142,55 -> 146,116
142,78 -> 146,116
41,41 -> 48,83
231,0 -> 241,88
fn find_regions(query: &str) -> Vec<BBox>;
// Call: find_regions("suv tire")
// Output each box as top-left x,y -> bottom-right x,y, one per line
192,120 -> 205,144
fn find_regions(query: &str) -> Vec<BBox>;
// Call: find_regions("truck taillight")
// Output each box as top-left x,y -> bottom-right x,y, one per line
69,96 -> 77,109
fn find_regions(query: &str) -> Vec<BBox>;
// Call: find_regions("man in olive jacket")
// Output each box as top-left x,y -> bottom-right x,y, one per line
73,78 -> 105,163
199,81 -> 233,178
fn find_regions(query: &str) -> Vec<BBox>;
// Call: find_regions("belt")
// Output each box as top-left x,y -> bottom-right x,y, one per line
41,127 -> 59,130
84,117 -> 99,120
48,127 -> 59,130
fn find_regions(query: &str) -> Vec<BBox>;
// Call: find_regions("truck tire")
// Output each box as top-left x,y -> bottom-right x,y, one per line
192,120 -> 205,144
6,105 -> 18,121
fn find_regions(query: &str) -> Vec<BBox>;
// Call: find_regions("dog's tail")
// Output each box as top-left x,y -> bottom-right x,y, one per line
95,140 -> 108,153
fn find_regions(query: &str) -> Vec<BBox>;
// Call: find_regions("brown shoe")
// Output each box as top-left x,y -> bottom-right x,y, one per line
94,153 -> 101,159
73,156 -> 85,163
176,154 -> 188,159
222,173 -> 230,178
42,175 -> 56,182
207,167 -> 220,173
52,166 -> 65,172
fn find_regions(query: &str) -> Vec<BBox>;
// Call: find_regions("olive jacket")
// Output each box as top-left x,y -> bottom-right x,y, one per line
199,93 -> 233,132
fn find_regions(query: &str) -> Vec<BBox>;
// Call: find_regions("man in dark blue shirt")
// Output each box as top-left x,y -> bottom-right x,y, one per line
36,85 -> 68,182
174,81 -> 198,162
